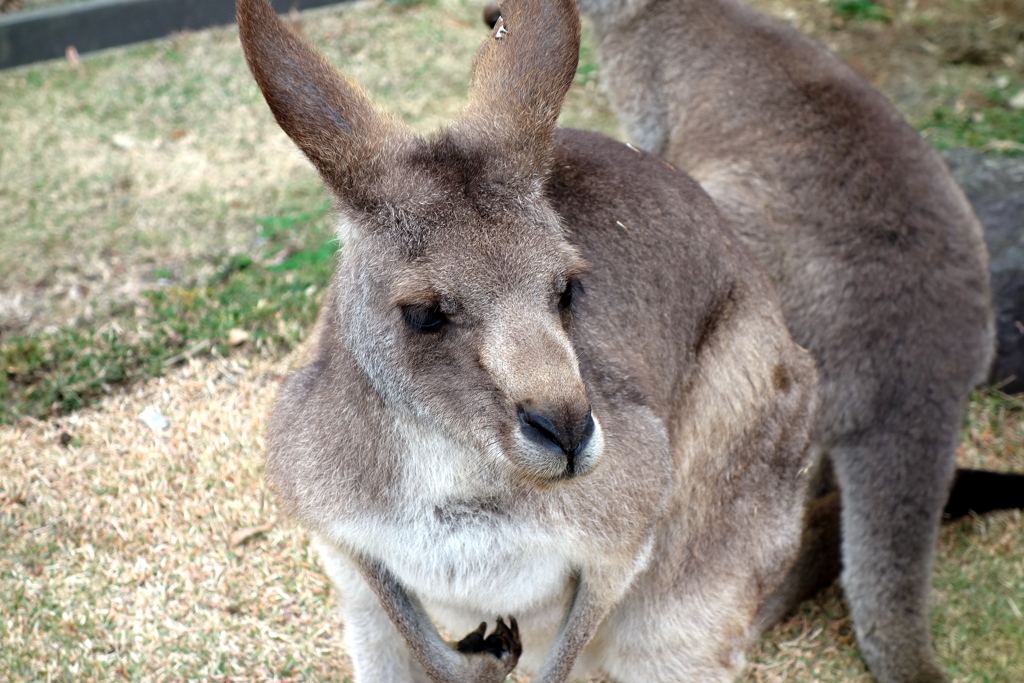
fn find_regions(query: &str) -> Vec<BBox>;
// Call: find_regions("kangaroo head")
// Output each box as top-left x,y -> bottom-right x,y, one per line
238,0 -> 602,486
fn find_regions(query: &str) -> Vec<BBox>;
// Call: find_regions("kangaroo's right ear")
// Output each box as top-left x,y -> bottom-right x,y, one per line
236,0 -> 412,200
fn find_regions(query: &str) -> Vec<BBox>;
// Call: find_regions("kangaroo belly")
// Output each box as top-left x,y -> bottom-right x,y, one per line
325,501 -> 582,676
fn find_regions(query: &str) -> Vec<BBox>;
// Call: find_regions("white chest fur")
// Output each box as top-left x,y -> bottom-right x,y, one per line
327,416 -> 579,617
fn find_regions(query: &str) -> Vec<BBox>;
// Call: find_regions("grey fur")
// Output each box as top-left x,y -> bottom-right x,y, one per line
573,0 -> 995,680
237,0 -> 821,679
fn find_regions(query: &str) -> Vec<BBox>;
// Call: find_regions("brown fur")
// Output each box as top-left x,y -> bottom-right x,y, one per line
239,0 -> 819,680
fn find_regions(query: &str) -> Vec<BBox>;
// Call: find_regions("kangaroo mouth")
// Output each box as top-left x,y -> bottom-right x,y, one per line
510,412 -> 605,487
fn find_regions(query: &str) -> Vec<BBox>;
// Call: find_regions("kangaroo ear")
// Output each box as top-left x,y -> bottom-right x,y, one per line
236,0 -> 411,198
457,0 -> 581,175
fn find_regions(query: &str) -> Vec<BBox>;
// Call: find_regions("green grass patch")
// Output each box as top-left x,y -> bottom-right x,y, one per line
964,387 -> 1024,435
1,202 -> 337,425
831,0 -> 892,23
918,88 -> 1024,155
932,511 -> 1024,681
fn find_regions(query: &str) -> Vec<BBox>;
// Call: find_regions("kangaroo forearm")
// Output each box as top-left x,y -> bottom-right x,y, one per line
353,554 -> 465,682
531,577 -> 611,683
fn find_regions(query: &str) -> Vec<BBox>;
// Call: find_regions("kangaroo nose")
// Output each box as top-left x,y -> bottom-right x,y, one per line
517,405 -> 595,474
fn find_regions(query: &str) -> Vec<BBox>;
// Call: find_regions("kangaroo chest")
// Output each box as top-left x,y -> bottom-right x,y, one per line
373,499 -> 576,616
338,421 -> 580,617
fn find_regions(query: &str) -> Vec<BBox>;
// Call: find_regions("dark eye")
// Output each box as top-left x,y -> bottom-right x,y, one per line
559,278 -> 582,312
402,304 -> 447,334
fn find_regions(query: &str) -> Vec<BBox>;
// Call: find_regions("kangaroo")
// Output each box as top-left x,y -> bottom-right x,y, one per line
541,0 -> 996,680
237,0 -> 820,680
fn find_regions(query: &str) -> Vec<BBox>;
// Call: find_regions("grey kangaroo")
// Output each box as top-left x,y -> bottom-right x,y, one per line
238,0 -> 820,679
544,0 -> 996,680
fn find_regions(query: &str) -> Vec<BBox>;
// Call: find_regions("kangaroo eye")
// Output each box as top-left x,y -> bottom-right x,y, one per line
559,278 -> 582,312
402,304 -> 447,334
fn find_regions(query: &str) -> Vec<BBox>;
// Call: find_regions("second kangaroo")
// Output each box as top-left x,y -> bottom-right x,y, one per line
565,0 -> 997,680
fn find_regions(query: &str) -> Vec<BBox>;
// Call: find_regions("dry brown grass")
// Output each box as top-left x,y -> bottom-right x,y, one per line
3,351 -> 1022,682
1,352 -> 352,681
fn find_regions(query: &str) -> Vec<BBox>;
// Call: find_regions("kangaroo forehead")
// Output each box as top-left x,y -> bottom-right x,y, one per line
384,238 -> 585,307
354,183 -> 566,260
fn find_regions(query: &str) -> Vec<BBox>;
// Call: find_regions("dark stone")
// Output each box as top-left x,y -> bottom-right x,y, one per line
0,0 -> 347,71
944,149 -> 1024,394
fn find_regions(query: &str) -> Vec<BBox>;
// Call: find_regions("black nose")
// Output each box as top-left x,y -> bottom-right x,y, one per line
517,405 -> 595,473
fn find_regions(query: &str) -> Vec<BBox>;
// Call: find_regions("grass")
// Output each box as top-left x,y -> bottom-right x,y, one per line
831,0 -> 892,23
933,512 -> 1024,680
0,0 -> 1022,679
1,201 -> 337,423
920,86 -> 1024,153
1,355 -> 350,682
2,370 -> 1021,683
0,28 -> 334,334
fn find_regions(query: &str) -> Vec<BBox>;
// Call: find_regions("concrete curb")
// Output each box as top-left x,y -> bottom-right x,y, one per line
0,0 -> 346,70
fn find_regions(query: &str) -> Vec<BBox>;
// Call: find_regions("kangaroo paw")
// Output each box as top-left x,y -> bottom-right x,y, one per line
456,616 -> 522,664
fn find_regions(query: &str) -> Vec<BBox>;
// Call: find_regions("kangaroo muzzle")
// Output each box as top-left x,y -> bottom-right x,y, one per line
481,309 -> 603,481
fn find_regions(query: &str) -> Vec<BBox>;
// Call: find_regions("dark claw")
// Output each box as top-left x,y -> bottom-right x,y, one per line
500,616 -> 523,660
455,616 -> 522,662
455,621 -> 489,653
